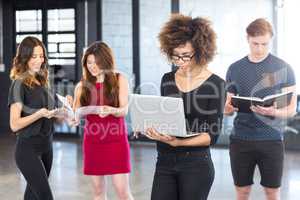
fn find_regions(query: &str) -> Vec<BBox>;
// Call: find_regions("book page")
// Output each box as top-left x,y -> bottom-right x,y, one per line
56,93 -> 75,118
263,91 -> 292,101
232,95 -> 263,102
75,106 -> 101,117
56,93 -> 73,111
56,93 -> 110,119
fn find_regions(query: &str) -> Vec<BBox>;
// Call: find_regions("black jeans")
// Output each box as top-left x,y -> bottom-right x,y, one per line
151,150 -> 215,200
15,136 -> 53,200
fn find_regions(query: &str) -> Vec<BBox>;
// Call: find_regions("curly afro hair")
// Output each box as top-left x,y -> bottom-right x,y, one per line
159,14 -> 217,66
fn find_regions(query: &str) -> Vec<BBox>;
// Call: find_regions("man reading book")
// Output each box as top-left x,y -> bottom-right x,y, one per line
231,91 -> 293,113
224,18 -> 297,200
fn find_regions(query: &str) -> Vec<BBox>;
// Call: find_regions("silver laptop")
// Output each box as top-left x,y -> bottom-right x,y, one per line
129,94 -> 200,138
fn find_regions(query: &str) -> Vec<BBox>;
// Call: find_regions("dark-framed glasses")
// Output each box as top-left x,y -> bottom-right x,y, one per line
171,53 -> 195,62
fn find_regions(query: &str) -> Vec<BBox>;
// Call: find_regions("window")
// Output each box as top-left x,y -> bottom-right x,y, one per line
15,10 -> 42,46
47,9 -> 76,66
48,9 -> 75,32
15,9 -> 76,66
16,10 -> 42,32
16,34 -> 42,44
47,9 -> 77,134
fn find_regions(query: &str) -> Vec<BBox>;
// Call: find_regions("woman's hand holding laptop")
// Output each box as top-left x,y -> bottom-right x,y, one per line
145,128 -> 180,147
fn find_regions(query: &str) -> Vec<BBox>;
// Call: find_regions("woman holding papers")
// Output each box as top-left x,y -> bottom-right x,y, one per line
72,41 -> 134,200
8,36 -> 67,200
145,14 -> 226,200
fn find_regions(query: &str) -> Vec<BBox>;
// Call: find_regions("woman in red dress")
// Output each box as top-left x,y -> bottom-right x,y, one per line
73,41 -> 134,200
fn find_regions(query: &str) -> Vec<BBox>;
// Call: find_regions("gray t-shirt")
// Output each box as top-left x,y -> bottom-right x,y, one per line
226,53 -> 295,141
8,79 -> 55,138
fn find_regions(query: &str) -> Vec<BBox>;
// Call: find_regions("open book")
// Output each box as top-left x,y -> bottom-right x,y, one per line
231,91 -> 293,113
56,93 -> 102,119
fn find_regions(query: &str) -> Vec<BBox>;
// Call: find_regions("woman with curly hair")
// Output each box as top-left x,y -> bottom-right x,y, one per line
8,36 -> 66,200
145,14 -> 226,200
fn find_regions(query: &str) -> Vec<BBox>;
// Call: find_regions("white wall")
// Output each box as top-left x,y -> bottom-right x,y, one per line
103,0 -> 275,94
277,0 -> 300,94
139,0 -> 171,95
102,0 -> 133,88
180,0 -> 274,79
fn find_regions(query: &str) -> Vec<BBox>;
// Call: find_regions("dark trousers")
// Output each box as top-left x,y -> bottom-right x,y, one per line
15,136 -> 53,200
151,150 -> 215,200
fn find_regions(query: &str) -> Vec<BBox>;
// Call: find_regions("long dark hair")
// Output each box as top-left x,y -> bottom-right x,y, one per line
10,36 -> 49,88
80,41 -> 119,107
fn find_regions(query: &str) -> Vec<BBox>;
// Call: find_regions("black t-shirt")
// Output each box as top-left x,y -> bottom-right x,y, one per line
7,79 -> 55,138
158,70 -> 226,153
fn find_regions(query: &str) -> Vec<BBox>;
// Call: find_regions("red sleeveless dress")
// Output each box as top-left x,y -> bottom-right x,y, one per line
83,82 -> 131,175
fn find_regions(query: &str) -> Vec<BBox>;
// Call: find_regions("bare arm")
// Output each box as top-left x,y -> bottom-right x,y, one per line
171,133 -> 211,147
274,85 -> 297,118
224,92 -> 238,116
73,82 -> 82,110
146,128 -> 211,147
68,82 -> 82,124
274,86 -> 297,118
251,85 -> 297,118
10,103 -> 53,132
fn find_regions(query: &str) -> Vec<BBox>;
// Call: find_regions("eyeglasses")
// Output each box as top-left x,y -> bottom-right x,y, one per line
171,53 -> 195,63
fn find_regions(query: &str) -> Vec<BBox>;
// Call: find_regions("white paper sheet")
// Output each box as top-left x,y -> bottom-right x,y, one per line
56,93 -> 102,119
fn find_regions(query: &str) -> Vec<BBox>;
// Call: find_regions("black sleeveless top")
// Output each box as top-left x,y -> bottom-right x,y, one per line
157,70 -> 226,153
8,79 -> 55,138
